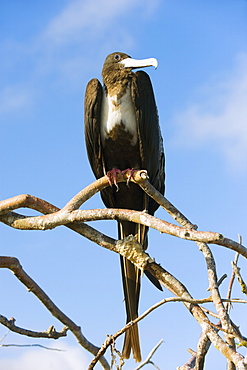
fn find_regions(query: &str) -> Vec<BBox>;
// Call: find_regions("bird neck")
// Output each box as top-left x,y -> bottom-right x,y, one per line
102,69 -> 133,97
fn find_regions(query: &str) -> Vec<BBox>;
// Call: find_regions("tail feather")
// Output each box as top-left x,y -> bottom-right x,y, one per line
120,255 -> 141,361
119,221 -> 142,362
122,315 -> 141,362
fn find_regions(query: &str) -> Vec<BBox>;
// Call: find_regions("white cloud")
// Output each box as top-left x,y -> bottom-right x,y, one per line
0,0 -> 162,109
172,53 -> 247,172
0,344 -> 89,370
43,0 -> 156,45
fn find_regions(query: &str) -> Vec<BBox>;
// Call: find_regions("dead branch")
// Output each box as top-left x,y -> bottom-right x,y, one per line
133,339 -> 163,370
3,213 -> 246,368
177,329 -> 214,370
130,173 -> 244,369
0,207 -> 225,244
194,330 -> 212,370
0,256 -> 110,370
230,239 -> 247,297
0,314 -> 67,339
177,350 -> 196,370
0,342 -> 65,351
1,172 -> 247,369
226,251 -> 240,313
0,172 -> 246,260
88,293 -> 247,369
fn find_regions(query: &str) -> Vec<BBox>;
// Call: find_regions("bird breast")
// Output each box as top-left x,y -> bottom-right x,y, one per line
100,85 -> 138,146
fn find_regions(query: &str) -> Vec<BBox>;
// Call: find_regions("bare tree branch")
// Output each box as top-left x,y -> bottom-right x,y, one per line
133,339 -> 163,370
0,172 -> 246,260
228,239 -> 247,298
0,256 -> 110,370
1,172 -> 247,369
226,251 -> 240,314
0,208 -> 224,243
0,314 -> 67,339
0,342 -> 65,351
88,292 -> 247,369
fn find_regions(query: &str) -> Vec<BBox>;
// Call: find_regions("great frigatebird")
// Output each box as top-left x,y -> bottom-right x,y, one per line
84,52 -> 165,362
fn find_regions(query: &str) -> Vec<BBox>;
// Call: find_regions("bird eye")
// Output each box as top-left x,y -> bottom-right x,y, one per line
114,54 -> 121,61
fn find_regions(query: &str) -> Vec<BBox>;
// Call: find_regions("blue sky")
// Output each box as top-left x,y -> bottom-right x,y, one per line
1,0 -> 247,368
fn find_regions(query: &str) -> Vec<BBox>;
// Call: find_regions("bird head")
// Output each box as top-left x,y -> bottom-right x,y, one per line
102,52 -> 158,84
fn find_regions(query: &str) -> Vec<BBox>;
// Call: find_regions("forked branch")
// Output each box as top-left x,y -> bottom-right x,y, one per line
0,171 -> 247,369
0,256 -> 110,370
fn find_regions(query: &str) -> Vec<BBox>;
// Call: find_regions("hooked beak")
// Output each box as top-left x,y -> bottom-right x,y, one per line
120,57 -> 158,70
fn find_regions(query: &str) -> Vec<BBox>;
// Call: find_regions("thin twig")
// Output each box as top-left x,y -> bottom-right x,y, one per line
0,314 -> 67,339
88,294 -> 247,369
0,343 -> 65,351
231,261 -> 247,295
0,256 -> 110,370
226,251 -> 240,313
133,339 -> 163,370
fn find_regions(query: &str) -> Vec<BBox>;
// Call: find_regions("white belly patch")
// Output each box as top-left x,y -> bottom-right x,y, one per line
100,86 -> 137,146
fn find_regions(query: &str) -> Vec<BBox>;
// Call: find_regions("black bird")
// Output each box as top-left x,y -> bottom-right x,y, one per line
84,52 -> 165,362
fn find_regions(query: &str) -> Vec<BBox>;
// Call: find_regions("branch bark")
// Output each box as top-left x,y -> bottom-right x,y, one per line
0,172 -> 246,258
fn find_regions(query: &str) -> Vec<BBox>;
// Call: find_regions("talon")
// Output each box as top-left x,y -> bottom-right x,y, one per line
107,168 -> 122,190
107,168 -> 136,190
122,168 -> 136,187
106,174 -> 113,187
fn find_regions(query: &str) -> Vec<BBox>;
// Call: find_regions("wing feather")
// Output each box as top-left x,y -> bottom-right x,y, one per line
84,78 -> 105,179
131,71 -> 165,215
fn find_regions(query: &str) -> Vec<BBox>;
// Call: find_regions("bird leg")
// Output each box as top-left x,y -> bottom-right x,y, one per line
106,168 -> 122,190
122,168 -> 136,187
106,168 -> 136,190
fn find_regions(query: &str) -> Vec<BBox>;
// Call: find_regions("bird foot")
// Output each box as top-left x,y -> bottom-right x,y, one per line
106,168 -> 136,190
122,168 -> 135,187
106,168 -> 122,191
